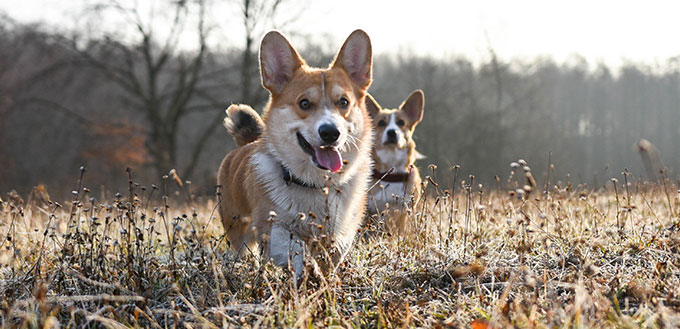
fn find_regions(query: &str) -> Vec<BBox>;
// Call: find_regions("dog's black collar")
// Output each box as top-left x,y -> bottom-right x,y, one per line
281,164 -> 322,189
372,169 -> 410,183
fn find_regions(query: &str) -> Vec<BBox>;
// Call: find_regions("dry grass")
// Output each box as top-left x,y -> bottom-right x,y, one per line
1,163 -> 680,328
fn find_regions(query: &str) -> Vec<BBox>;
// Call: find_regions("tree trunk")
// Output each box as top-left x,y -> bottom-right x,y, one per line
148,125 -> 176,179
241,35 -> 254,104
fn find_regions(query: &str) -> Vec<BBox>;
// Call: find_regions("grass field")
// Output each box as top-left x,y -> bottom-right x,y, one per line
1,165 -> 680,328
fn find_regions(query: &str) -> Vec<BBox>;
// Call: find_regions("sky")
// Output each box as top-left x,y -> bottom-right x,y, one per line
3,0 -> 680,69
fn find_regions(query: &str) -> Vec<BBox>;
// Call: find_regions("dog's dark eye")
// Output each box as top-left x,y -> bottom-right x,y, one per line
337,97 -> 349,109
397,119 -> 405,127
378,120 -> 386,127
298,99 -> 311,110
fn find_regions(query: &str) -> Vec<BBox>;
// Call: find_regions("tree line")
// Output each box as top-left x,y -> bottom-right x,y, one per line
1,5 -> 679,199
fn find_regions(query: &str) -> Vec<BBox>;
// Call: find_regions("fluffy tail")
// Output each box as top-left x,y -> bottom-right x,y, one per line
224,104 -> 265,146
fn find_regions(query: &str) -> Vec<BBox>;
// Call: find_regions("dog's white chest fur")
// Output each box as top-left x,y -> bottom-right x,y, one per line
376,148 -> 408,172
252,152 -> 331,215
369,147 -> 410,212
251,151 -> 368,250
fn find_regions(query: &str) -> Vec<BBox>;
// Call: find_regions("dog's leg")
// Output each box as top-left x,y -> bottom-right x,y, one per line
269,223 -> 305,279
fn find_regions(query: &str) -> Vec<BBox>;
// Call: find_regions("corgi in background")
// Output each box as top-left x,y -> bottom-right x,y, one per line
217,30 -> 374,278
365,90 -> 425,234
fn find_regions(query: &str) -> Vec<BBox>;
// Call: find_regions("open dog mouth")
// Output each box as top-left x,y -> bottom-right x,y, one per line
296,132 -> 343,172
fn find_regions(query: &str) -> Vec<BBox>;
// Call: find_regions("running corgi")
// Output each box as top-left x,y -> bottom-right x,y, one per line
365,90 -> 425,233
218,30 -> 373,278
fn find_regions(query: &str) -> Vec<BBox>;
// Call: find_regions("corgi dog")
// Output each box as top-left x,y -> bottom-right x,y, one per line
217,30 -> 373,278
365,90 -> 425,233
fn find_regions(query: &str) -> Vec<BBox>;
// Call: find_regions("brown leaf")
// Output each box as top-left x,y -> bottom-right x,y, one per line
470,319 -> 494,329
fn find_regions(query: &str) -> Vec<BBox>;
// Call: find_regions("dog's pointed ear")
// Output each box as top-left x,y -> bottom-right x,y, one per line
365,94 -> 381,119
400,89 -> 425,128
260,31 -> 304,94
332,29 -> 372,89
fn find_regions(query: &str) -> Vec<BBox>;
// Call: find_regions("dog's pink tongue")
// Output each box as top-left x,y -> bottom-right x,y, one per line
315,147 -> 343,172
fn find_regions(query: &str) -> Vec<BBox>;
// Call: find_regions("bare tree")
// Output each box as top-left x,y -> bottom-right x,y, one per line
70,0 -> 295,180
71,0 -> 222,179
238,0 -> 291,105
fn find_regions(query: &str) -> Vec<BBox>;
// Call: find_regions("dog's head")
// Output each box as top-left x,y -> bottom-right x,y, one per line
259,30 -> 373,180
366,90 -> 424,150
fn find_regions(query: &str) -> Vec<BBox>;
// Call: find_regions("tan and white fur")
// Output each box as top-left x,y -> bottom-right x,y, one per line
217,30 -> 374,278
365,90 -> 425,233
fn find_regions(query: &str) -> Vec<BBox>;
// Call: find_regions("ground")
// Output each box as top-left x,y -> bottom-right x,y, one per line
1,167 -> 680,328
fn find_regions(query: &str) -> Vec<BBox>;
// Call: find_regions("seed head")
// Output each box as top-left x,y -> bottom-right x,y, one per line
525,172 -> 537,187
169,169 -> 183,187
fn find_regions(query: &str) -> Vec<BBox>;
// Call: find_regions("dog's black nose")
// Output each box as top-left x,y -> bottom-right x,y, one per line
385,129 -> 398,144
318,124 -> 340,144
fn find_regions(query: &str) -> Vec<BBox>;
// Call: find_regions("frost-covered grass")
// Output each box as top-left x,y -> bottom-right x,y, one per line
1,166 -> 680,328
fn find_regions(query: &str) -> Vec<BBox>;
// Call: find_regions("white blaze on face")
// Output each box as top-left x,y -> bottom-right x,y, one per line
308,73 -> 347,173
313,76 -> 346,144
315,108 -> 339,140
381,113 -> 407,148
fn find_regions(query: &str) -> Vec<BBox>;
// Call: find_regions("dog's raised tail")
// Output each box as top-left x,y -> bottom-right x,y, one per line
224,104 -> 265,146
